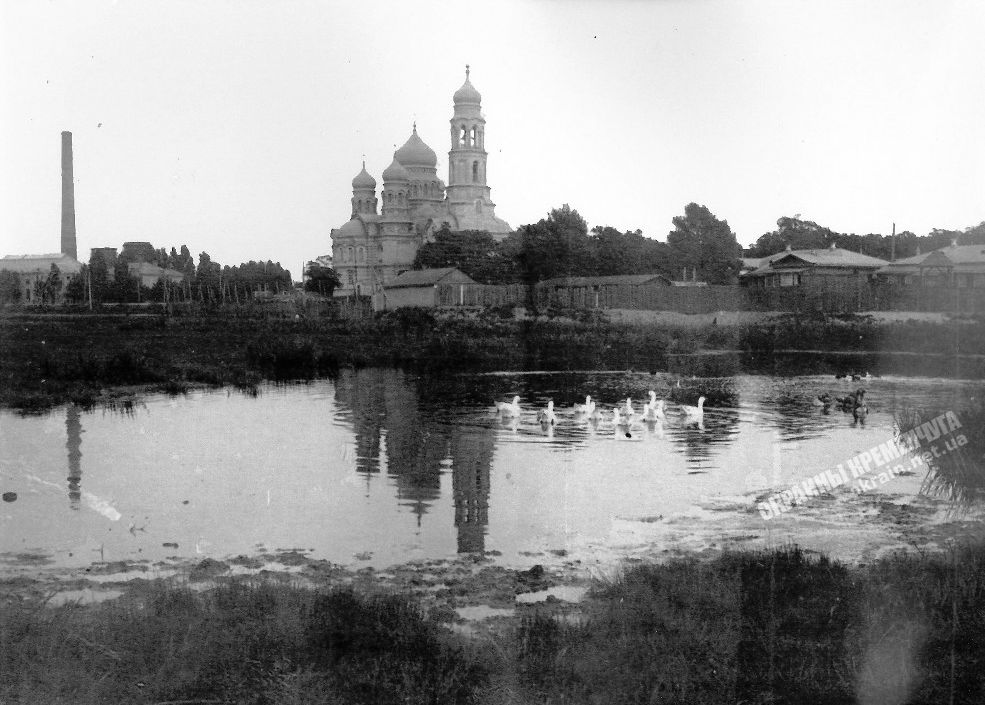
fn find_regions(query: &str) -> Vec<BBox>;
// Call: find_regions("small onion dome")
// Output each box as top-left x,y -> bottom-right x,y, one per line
338,218 -> 366,237
382,157 -> 409,182
351,162 -> 376,190
394,124 -> 437,167
453,65 -> 481,105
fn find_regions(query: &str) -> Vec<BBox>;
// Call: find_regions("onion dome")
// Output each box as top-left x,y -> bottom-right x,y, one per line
453,65 -> 481,105
381,157 -> 409,183
351,162 -> 376,190
338,218 -> 366,237
394,124 -> 437,167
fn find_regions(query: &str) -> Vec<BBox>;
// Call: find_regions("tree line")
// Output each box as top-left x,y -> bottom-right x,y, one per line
414,202 -> 743,285
414,203 -> 985,286
747,216 -> 985,260
51,247 -> 293,306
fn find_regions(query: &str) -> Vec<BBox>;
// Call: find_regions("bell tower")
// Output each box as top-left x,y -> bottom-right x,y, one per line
446,65 -> 491,206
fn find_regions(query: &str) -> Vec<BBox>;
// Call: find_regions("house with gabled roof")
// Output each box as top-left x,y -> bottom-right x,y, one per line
877,242 -> 985,289
742,244 -> 887,288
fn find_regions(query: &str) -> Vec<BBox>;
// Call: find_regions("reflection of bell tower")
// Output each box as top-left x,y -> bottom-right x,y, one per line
450,426 -> 494,554
66,405 -> 83,508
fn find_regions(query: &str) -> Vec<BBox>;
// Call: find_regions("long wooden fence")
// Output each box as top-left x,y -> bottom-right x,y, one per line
435,280 -> 985,315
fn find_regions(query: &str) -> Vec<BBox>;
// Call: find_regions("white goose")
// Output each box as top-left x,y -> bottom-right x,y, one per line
573,395 -> 595,416
644,397 -> 666,421
622,397 -> 639,422
537,400 -> 558,426
495,395 -> 522,417
680,396 -> 706,420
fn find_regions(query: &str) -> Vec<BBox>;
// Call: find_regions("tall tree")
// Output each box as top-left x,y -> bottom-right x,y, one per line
304,262 -> 342,295
33,264 -> 62,305
508,204 -> 593,282
667,203 -> 742,284
747,216 -> 838,257
589,226 -> 672,277
414,227 -> 516,283
0,270 -> 22,304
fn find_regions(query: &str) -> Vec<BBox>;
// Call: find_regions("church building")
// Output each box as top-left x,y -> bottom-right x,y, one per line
330,67 -> 511,297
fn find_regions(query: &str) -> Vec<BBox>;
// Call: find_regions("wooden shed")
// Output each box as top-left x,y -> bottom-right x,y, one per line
378,267 -> 477,310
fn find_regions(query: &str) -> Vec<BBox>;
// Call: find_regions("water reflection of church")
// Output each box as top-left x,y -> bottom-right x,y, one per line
335,369 -> 493,553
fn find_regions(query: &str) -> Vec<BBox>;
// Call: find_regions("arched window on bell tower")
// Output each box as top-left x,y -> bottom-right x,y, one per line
472,161 -> 478,183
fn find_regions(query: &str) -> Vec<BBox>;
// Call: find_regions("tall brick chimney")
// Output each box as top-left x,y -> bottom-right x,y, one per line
61,131 -> 77,260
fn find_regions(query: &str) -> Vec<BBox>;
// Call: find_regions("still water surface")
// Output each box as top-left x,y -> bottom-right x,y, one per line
0,370 -> 980,572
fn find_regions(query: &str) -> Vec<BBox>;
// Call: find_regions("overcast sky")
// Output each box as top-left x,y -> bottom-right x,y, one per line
2,0 -> 982,277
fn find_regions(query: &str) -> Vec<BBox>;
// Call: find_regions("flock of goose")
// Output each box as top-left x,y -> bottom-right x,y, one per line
495,391 -> 707,434
815,371 -> 872,422
814,388 -> 868,422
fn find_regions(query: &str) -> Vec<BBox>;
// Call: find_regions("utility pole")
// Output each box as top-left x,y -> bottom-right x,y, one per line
890,222 -> 896,262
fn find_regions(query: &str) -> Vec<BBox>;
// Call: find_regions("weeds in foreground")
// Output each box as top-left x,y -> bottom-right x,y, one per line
5,545 -> 985,704
895,404 -> 985,507
0,582 -> 488,705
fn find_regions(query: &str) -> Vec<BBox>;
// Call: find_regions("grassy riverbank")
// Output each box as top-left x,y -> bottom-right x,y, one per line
2,308 -> 985,411
3,543 -> 985,704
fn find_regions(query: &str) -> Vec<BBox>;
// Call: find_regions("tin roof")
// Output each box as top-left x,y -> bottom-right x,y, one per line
385,267 -> 476,288
744,246 -> 887,277
879,244 -> 985,273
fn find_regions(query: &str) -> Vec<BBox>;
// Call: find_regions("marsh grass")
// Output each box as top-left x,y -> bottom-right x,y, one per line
501,545 -> 985,705
4,545 -> 985,703
0,581 -> 488,705
895,404 -> 985,507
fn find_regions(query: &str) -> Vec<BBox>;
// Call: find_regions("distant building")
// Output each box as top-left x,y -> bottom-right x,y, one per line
127,261 -> 185,288
0,253 -> 82,303
538,273 -> 673,308
742,244 -> 887,288
379,267 -> 477,310
331,67 -> 512,298
877,241 -> 985,288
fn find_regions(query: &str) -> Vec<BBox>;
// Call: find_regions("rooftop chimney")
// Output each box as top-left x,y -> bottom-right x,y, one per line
60,131 -> 77,260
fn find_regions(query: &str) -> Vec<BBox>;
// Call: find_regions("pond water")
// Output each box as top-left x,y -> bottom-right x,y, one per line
1,369 -> 981,574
